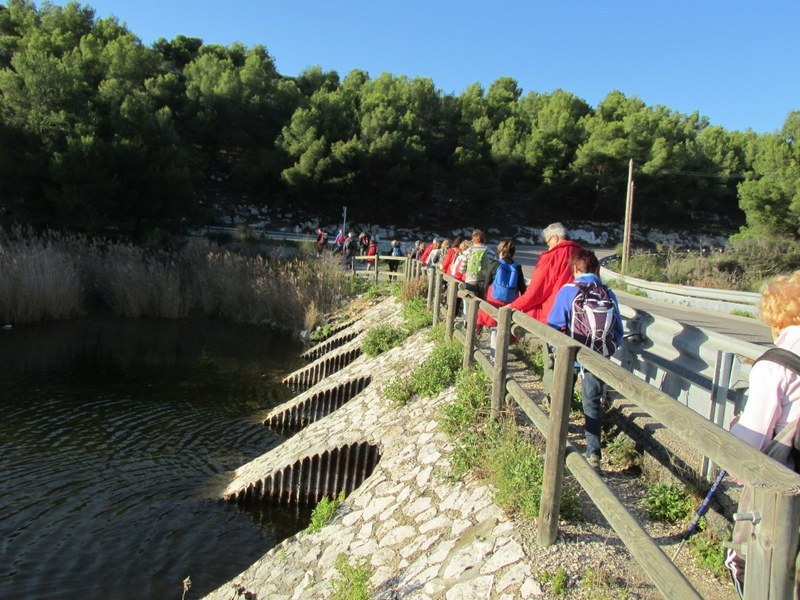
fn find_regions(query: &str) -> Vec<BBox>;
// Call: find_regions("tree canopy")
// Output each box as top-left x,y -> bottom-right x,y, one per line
0,0 -> 795,240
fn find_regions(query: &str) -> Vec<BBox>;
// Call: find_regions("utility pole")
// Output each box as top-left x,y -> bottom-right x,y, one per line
621,159 -> 634,275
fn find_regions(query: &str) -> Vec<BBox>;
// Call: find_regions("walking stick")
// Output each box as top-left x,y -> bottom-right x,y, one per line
671,469 -> 727,561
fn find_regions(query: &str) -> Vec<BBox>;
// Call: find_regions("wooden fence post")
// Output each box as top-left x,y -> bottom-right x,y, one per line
491,307 -> 512,420
374,256 -> 380,286
542,341 -> 554,398
462,296 -> 479,370
538,344 -> 578,546
445,279 -> 458,339
426,267 -> 435,310
432,270 -> 443,326
743,488 -> 800,599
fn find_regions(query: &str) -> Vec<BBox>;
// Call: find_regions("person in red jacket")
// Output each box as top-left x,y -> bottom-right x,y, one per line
419,237 -> 438,264
508,222 -> 582,323
440,236 -> 462,275
365,239 -> 378,270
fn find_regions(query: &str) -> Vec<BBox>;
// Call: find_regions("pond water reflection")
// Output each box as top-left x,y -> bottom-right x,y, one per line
0,317 -> 309,599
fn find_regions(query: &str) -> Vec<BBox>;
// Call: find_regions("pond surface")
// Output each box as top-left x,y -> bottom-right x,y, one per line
0,317 -> 309,599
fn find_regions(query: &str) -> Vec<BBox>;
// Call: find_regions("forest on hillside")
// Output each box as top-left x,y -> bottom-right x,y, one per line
1,0 -> 799,241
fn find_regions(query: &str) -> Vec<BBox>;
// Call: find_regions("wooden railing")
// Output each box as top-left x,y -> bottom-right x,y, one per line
414,262 -> 800,600
344,254 -> 408,285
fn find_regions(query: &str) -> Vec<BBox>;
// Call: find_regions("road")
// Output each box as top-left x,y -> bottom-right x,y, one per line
513,245 -> 772,347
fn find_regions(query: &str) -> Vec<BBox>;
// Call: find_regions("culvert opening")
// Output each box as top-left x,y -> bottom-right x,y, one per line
282,348 -> 363,391
265,376 -> 372,436
301,330 -> 360,362
228,442 -> 382,517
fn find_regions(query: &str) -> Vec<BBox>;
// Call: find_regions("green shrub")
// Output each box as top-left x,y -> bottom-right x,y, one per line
626,252 -> 667,282
409,338 -> 461,397
605,434 -> 642,470
329,554 -> 373,600
402,297 -> 433,332
440,369 -> 491,436
440,368 -> 582,520
538,567 -> 569,596
384,376 -> 415,405
349,276 -> 371,296
307,492 -> 344,534
310,323 -> 333,343
643,483 -> 692,523
687,524 -> 729,580
361,324 -> 408,357
363,284 -> 383,299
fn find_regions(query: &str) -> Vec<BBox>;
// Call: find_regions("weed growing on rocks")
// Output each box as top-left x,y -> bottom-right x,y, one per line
306,492 -> 345,534
643,482 -> 692,524
407,338 -> 462,397
402,297 -> 433,331
361,324 -> 408,357
384,376 -> 415,405
361,297 -> 433,357
579,567 -> 631,599
384,335 -> 461,405
309,323 -> 333,343
538,567 -> 570,596
329,554 -> 373,600
440,368 -> 492,437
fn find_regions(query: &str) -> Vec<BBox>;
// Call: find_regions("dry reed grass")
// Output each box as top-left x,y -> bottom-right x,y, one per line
399,276 -> 428,301
0,230 -> 351,328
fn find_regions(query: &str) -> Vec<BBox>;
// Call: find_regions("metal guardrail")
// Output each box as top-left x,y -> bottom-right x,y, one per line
195,225 -> 318,242
617,302 -> 762,478
416,262 -> 800,599
600,265 -> 760,316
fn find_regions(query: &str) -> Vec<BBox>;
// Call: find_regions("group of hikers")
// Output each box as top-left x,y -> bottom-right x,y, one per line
409,223 -> 621,472
317,229 -> 404,274
406,222 -> 800,597
314,218 -> 800,595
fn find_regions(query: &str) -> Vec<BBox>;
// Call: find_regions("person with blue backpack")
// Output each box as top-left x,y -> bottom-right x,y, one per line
478,240 -> 527,362
387,240 -> 403,280
547,249 -> 623,471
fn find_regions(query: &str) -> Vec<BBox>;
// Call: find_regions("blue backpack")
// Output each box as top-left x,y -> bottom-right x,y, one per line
492,260 -> 519,303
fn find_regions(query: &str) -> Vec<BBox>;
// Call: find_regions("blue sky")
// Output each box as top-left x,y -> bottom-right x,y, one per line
47,0 -> 800,133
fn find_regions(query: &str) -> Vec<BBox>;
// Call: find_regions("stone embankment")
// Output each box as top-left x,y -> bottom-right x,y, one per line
204,297 -> 553,599
204,296 -> 726,600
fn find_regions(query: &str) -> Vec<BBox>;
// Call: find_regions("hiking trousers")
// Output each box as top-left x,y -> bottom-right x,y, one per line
581,368 -> 606,459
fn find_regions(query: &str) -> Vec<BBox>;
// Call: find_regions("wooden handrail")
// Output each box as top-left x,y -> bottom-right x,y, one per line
418,262 -> 800,599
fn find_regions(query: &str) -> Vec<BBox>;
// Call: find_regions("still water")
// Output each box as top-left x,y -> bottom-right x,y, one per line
0,317 -> 310,599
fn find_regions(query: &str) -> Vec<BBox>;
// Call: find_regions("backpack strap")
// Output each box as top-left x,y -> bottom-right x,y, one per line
755,348 -> 800,375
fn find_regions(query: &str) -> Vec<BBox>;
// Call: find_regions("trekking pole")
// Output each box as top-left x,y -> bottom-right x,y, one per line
671,469 -> 727,562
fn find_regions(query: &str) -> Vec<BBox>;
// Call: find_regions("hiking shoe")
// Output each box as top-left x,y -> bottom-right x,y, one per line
587,455 -> 602,471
